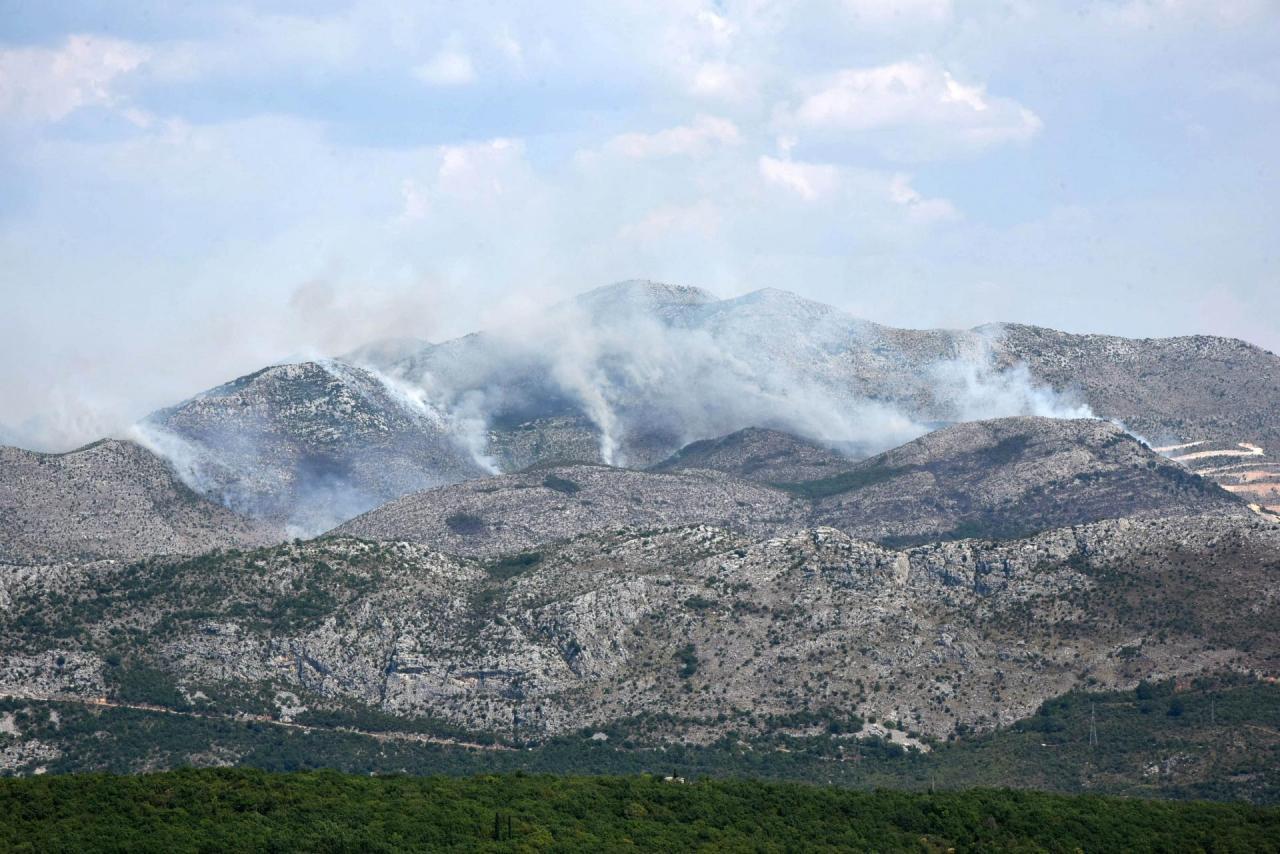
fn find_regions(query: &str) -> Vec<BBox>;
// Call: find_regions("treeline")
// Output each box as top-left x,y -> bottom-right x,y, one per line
2,769 -> 1278,852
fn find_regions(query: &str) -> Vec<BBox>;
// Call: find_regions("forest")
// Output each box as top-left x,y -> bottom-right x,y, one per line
2,769 -> 1279,852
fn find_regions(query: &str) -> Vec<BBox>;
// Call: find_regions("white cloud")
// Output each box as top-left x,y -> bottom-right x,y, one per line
0,35 -> 148,124
758,156 -> 839,201
843,0 -> 952,26
608,115 -> 741,158
781,58 -> 1042,158
888,174 -> 957,223
690,61 -> 751,100
414,49 -> 476,86
399,178 -> 428,222
618,200 -> 721,242
1107,0 -> 1272,29
436,138 -> 525,197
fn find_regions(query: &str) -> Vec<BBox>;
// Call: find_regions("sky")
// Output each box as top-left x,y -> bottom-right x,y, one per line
1,0 -> 1278,450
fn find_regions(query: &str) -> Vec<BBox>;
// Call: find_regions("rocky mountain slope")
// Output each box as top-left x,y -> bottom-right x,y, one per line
991,323 -> 1280,449
335,417 -> 1244,552
349,281 -> 1280,495
334,463 -> 802,556
804,417 -> 1249,545
650,427 -> 859,483
0,440 -> 270,564
101,281 -> 1280,530
3,512 -> 1276,749
140,360 -> 488,534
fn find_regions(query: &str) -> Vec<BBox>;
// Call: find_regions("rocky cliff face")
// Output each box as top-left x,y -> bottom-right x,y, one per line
0,440 -> 270,564
3,513 -> 1276,744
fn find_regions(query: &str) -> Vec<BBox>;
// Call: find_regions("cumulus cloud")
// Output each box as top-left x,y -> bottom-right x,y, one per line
0,35 -> 148,124
779,58 -> 1042,159
608,115 -> 741,158
758,155 -> 839,201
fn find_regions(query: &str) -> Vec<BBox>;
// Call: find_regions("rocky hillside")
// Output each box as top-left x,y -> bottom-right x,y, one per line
141,360 -> 488,534
335,418 -> 1245,552
651,427 -> 859,483
3,513 -> 1276,749
802,417 -> 1249,546
334,463 -> 802,556
0,440 -> 270,564
991,323 -> 1280,450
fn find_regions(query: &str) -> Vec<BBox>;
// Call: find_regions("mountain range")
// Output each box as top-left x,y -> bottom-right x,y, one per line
1,280 -> 1278,800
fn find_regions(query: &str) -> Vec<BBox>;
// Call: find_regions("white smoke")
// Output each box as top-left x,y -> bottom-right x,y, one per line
369,284 -> 1094,467
930,359 -> 1094,423
131,281 -> 1107,533
126,419 -> 223,497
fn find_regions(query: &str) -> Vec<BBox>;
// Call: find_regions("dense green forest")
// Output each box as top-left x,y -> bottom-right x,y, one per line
3,674 -> 1278,804
2,769 -> 1278,852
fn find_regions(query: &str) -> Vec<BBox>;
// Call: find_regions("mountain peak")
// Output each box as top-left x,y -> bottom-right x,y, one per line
572,279 -> 718,318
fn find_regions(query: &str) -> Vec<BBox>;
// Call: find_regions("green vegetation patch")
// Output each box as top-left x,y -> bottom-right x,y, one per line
541,474 -> 582,495
485,551 -> 543,581
445,513 -> 487,536
771,462 -> 908,500
1,769 -> 1277,852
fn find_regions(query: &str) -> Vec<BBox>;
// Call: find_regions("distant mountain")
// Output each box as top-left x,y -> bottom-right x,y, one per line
356,282 -> 1074,473
121,281 -> 1280,529
140,360 -> 488,535
356,282 -> 1280,486
0,440 -> 270,564
990,323 -> 1280,448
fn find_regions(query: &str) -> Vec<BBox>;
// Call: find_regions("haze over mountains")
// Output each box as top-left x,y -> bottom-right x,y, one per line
52,279 -> 1269,535
2,279 -> 1278,795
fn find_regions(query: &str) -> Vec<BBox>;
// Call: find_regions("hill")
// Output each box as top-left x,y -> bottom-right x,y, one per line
794,417 -> 1249,545
650,427 -> 859,483
117,283 -> 1280,527
141,360 -> 488,534
333,463 -> 801,555
4,510 -> 1277,749
336,418 -> 1246,552
0,440 -> 270,564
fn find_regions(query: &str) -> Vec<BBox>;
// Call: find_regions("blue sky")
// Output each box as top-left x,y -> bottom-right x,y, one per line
1,0 -> 1277,448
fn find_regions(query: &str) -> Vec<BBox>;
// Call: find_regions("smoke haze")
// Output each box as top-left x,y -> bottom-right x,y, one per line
2,3 -> 1278,451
